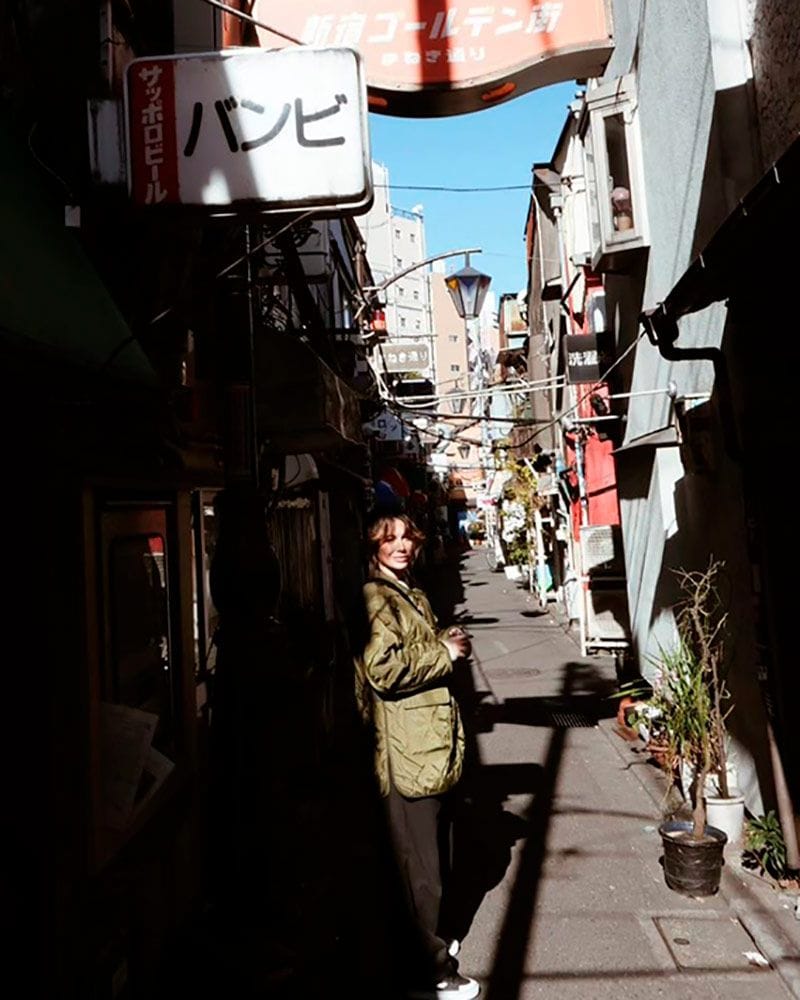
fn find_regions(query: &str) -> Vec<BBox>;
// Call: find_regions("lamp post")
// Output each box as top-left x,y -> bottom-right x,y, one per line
444,254 -> 492,417
445,253 -> 492,498
444,253 -> 492,324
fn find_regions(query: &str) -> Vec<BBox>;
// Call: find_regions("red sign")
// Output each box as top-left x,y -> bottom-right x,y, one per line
127,59 -> 180,205
249,1 -> 613,116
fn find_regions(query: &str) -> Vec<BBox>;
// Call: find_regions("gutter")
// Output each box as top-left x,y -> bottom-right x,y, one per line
640,306 -> 740,462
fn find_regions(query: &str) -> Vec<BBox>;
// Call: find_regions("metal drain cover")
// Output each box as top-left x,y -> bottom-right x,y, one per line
550,711 -> 595,728
655,916 -> 770,971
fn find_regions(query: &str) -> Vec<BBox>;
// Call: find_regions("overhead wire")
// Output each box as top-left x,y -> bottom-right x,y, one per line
198,0 -> 304,44
194,0 -> 625,463
395,375 -> 565,408
504,329 -> 648,451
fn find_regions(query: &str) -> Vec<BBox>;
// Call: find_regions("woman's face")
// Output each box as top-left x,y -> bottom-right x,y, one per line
376,518 -> 417,575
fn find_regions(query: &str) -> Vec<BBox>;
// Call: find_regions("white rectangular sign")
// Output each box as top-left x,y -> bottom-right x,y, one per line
382,342 -> 431,373
125,47 -> 372,213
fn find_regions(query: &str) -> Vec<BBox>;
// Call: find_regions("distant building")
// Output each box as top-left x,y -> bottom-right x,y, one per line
359,162 -> 435,386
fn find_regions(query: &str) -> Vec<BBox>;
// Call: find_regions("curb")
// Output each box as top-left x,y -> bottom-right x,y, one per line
598,717 -> 800,998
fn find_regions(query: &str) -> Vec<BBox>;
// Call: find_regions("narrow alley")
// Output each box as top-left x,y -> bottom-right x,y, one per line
162,547 -> 800,1000
417,549 -> 800,1000
6,7 -> 800,998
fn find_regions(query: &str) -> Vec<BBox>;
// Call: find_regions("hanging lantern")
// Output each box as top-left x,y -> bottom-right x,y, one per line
371,306 -> 387,336
445,257 -> 492,320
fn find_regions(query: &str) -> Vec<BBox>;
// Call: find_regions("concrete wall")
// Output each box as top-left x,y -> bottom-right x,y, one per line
598,0 -> 789,812
750,0 -> 800,166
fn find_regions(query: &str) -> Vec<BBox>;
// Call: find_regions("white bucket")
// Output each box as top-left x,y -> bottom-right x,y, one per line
706,792 -> 746,845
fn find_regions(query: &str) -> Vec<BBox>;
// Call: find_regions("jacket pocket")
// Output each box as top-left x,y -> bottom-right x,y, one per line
400,687 -> 452,709
388,687 -> 459,797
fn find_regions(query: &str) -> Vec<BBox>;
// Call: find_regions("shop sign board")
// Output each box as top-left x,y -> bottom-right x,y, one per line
125,47 -> 372,211
565,332 -> 612,384
248,1 -> 613,116
382,342 -> 431,372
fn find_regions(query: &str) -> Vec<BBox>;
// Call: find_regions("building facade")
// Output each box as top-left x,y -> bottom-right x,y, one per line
2,3 -> 384,995
359,161 -> 435,386
524,0 -> 800,856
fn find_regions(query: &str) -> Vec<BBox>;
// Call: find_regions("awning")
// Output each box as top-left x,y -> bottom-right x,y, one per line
658,134 -> 800,321
541,275 -> 563,301
0,118 -> 155,385
613,425 -> 678,455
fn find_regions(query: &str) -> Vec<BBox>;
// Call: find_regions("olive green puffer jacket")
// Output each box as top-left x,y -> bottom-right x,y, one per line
355,571 -> 465,799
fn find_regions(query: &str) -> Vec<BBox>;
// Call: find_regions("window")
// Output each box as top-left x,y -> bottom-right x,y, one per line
448,334 -> 458,343
394,228 -> 401,239
413,289 -> 420,301
580,74 -> 648,271
191,490 -> 219,717
410,232 -> 416,243
108,533 -> 171,717
100,506 -> 175,750
398,285 -> 405,296
400,316 -> 407,328
395,257 -> 402,269
450,363 -> 460,372
415,320 -> 421,330
91,499 -> 182,863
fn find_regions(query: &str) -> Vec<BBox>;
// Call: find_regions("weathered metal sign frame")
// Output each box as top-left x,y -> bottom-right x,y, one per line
248,0 -> 614,117
125,47 -> 373,213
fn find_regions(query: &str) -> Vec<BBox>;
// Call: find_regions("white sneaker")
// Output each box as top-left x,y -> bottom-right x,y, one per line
410,972 -> 480,1000
447,939 -> 461,959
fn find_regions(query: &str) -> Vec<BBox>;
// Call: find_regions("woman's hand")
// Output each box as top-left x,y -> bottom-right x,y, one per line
443,627 -> 472,661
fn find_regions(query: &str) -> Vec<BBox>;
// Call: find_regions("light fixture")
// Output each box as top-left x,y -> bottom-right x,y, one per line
448,388 -> 466,415
457,442 -> 471,460
445,253 -> 492,320
481,81 -> 516,103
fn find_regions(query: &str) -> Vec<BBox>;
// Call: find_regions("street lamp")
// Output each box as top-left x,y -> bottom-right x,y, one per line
446,253 -> 492,495
447,385 -> 466,415
444,252 -> 492,321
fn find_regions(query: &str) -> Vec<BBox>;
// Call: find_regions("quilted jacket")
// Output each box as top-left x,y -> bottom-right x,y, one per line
355,570 -> 465,799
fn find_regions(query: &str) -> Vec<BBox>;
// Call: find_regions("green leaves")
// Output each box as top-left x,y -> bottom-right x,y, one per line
743,811 -> 787,880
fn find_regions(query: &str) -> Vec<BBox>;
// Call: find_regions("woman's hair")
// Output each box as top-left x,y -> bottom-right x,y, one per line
366,512 -> 426,560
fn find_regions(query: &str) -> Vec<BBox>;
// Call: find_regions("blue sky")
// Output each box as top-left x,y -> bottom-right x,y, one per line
367,80 -> 576,299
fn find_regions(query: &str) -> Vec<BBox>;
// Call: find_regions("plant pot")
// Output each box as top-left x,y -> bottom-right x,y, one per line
616,695 -> 636,728
646,738 -> 671,769
705,792 -> 745,845
659,819 -> 727,897
680,762 -> 739,800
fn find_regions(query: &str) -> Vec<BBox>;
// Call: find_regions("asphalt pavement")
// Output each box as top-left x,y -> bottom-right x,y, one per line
424,547 -> 800,1000
160,545 -> 800,1000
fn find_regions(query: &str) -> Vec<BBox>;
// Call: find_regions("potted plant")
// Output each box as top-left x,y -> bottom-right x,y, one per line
499,461 -> 542,584
672,559 -> 745,844
499,498 -> 529,581
467,520 -> 485,548
649,559 -> 737,896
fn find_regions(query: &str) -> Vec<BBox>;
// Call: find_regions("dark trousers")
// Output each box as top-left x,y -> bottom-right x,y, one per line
385,784 -> 454,981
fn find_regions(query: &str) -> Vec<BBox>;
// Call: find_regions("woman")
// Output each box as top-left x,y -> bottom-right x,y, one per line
356,512 -> 480,1000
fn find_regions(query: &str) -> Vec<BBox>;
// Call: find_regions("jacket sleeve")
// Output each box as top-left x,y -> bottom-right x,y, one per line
362,584 -> 453,697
